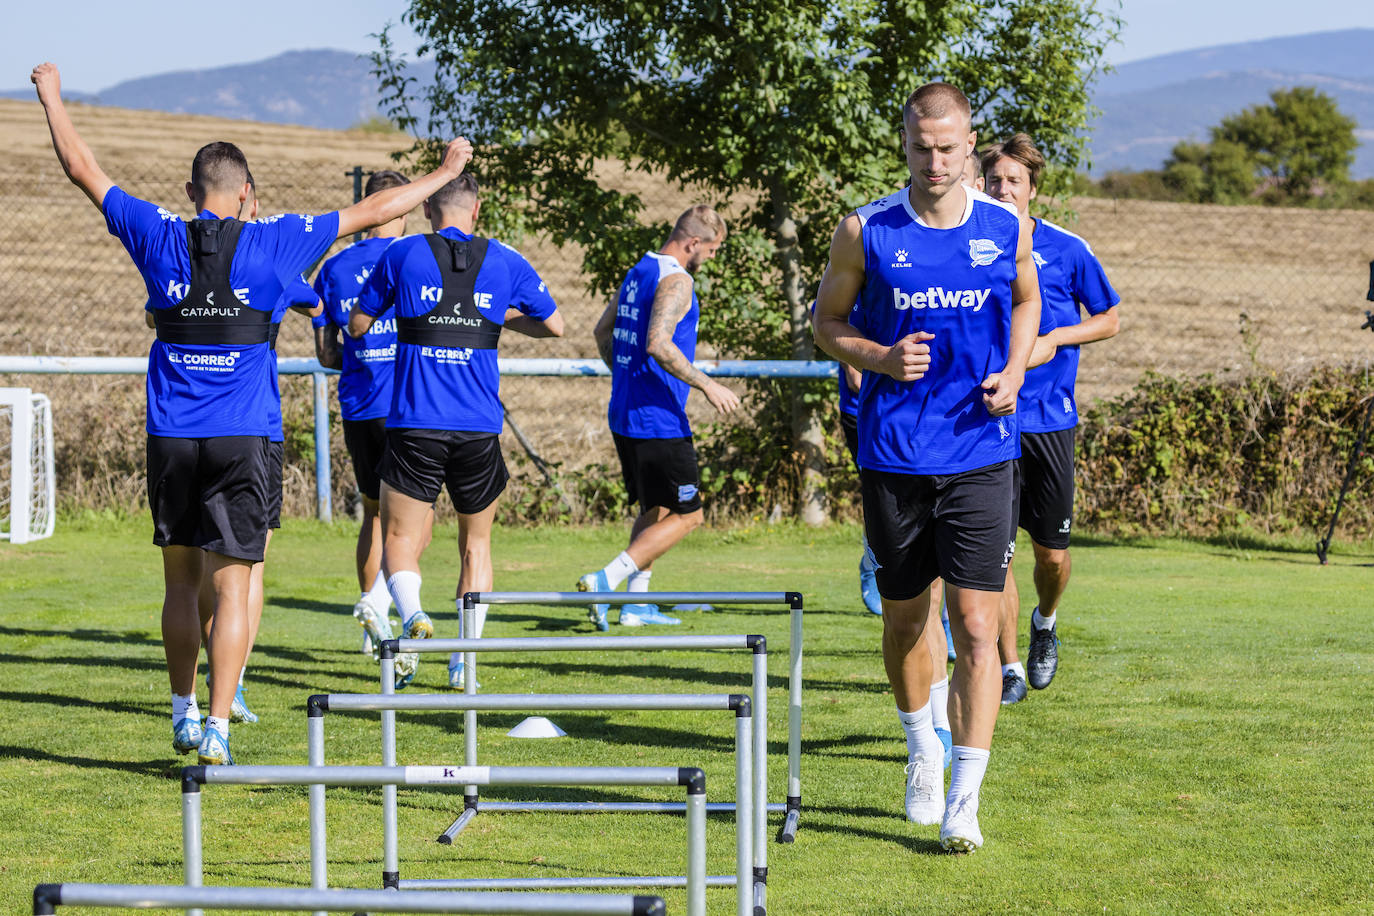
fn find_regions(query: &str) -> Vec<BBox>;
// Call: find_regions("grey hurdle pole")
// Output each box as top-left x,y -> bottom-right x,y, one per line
182,764 -> 707,916
33,883 -> 666,914
306,708 -> 327,916
181,772 -> 202,916
379,641 -> 401,887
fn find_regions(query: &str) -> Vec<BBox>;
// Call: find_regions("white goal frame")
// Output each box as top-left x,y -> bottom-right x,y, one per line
1,388 -> 55,544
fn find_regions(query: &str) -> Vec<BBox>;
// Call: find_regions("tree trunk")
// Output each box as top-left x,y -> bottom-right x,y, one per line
769,176 -> 828,526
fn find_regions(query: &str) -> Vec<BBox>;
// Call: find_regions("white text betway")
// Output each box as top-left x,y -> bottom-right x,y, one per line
891,286 -> 991,312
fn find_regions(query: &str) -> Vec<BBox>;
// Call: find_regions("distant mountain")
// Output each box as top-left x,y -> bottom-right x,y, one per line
1088,29 -> 1374,178
1,49 -> 435,131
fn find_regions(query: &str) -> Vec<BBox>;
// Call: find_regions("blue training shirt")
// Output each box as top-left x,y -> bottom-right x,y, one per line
358,227 -> 556,432
853,186 -> 1023,475
107,187 -> 339,438
266,275 -> 319,443
608,252 -> 699,439
313,236 -> 398,422
1017,219 -> 1120,433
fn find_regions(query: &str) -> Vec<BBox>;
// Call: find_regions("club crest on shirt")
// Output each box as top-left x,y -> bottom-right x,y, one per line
969,238 -> 1002,267
1032,250 -> 1047,268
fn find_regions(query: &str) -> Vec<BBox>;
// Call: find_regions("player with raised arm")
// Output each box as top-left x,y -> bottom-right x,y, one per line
313,169 -> 434,658
582,206 -> 739,629
350,172 -> 563,690
813,82 -> 1040,851
32,60 -> 472,764
981,134 -> 1120,704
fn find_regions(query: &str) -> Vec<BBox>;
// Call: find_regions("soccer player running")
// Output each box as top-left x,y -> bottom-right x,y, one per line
583,206 -> 739,629
980,134 -> 1120,704
350,172 -> 563,689
813,82 -> 1040,851
33,61 -> 473,764
314,170 -> 434,657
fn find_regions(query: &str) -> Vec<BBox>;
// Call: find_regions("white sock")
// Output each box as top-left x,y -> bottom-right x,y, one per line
172,692 -> 199,723
929,678 -> 951,732
1002,661 -> 1026,680
456,599 -> 488,640
205,716 -> 230,738
237,668 -> 245,688
365,570 -> 392,611
1032,607 -> 1056,631
601,551 -> 638,590
627,569 -> 652,592
897,703 -> 943,761
947,746 -> 990,804
388,570 -> 424,628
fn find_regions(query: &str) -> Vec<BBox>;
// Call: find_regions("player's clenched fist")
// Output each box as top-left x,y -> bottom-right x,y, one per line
878,331 -> 935,381
30,63 -> 61,103
441,137 -> 474,175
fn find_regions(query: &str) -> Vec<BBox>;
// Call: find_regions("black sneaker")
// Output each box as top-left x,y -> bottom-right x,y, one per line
1000,671 -> 1027,705
1027,623 -> 1060,689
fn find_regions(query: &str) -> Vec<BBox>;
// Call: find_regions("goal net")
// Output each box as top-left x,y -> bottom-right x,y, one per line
0,388 -> 55,544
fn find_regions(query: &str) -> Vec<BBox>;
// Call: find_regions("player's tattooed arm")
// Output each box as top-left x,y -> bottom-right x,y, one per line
646,273 -> 740,414
592,299 -> 617,368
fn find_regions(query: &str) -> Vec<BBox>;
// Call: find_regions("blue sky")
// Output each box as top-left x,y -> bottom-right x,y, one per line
9,0 -> 1373,92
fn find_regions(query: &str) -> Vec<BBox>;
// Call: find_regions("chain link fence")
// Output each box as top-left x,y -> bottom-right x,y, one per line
3,152 -> 1373,519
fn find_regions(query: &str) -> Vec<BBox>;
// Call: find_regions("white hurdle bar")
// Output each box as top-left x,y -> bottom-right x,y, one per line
308,694 -> 753,916
181,763 -> 707,916
381,632 -> 771,907
462,590 -> 804,845
33,882 -> 665,914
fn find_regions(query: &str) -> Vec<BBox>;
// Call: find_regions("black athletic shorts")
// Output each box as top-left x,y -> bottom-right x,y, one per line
860,460 -> 1016,598
378,428 -> 508,513
267,440 -> 284,530
1017,428 -> 1075,550
840,411 -> 860,470
613,433 -> 703,515
342,417 -> 388,501
147,434 -> 271,562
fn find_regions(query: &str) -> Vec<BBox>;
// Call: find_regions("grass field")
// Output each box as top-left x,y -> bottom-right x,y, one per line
3,518 -> 1373,914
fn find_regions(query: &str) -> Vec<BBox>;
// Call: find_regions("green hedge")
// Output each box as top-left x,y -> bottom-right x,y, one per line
1076,365 -> 1374,537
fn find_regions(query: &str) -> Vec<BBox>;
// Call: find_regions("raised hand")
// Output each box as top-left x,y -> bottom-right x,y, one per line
441,137 -> 474,175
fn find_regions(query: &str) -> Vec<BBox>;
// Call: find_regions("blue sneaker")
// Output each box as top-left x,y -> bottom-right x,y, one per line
577,570 -> 611,631
619,604 -> 680,626
447,655 -> 481,690
942,606 -> 956,662
230,683 -> 259,724
197,728 -> 234,766
172,717 -> 203,755
936,727 -> 953,770
859,550 -> 883,616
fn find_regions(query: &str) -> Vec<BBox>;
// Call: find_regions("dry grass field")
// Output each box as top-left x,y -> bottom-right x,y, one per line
2,98 -> 1372,515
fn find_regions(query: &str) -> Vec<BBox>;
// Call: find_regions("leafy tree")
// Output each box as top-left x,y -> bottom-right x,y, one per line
375,0 -> 1120,523
1162,87 -> 1357,204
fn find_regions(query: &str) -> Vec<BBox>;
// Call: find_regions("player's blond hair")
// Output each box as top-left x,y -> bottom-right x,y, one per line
670,204 -> 726,243
903,82 -> 972,129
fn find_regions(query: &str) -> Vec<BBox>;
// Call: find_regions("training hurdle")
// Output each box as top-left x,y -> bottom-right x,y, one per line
33,883 -> 665,914
182,763 -> 708,916
381,635 -> 769,891
309,694 -> 753,916
461,591 -> 804,845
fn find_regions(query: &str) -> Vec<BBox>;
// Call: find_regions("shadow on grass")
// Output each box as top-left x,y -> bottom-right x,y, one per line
794,807 -> 947,854
0,624 -> 161,647
0,743 -> 178,780
0,689 -> 163,719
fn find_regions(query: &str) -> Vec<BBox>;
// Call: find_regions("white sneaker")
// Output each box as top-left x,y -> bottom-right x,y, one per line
447,655 -> 481,690
904,754 -> 943,825
940,793 -> 983,851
